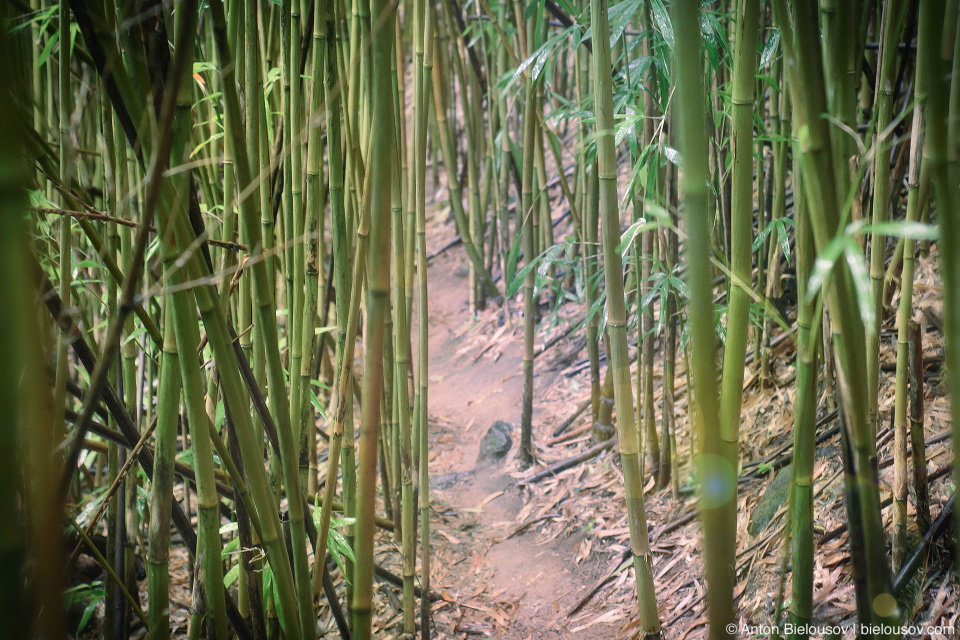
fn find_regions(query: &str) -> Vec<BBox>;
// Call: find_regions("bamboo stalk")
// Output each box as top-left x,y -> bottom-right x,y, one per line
416,3 -> 435,636
350,0 -> 395,631
710,0 -> 758,624
673,1 -> 734,637
919,0 -> 960,563
892,42 -> 928,566
147,307 -> 180,640
867,0 -> 906,441
51,0 -> 72,464
788,134 -> 820,639
429,19 -> 500,300
0,25 -> 49,635
391,3 -> 416,628
518,0 -> 536,468
590,1 -> 660,636
908,321 -> 930,536
773,0 -> 897,627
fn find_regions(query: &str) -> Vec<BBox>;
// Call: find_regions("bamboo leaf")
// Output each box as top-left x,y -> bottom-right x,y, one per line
760,30 -> 780,69
668,276 -> 690,300
618,218 -> 662,255
852,219 -> 939,241
309,387 -> 328,419
79,598 -> 99,633
663,145 -> 684,168
506,243 -> 561,299
223,564 -> 240,588
609,0 -> 643,48
328,527 -> 355,584
534,243 -> 568,297
806,236 -> 848,304
845,245 -> 875,336
776,218 -> 792,266
75,259 -> 106,270
9,5 -> 56,34
36,29 -> 59,68
806,236 -> 874,337
649,0 -> 674,50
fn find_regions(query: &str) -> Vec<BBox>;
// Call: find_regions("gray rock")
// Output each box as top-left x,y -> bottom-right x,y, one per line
816,445 -> 838,460
748,465 -> 792,536
431,471 -> 472,490
476,420 -> 513,466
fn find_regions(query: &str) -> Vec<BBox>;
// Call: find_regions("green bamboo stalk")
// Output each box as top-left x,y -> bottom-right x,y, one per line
415,2 -> 435,635
639,228 -> 659,478
155,6 -> 227,636
919,0 -> 960,561
892,34 -> 929,567
52,0 -> 72,474
788,138 -> 820,640
393,5 -> 417,630
255,5 -> 277,305
641,8 -> 672,489
334,1 -> 362,597
907,321 -> 930,536
0,22 -> 41,636
169,283 -> 228,640
315,154 -> 371,619
761,59 -> 789,387
571,0 -> 600,424
584,162 -> 601,425
389,15 -> 406,530
660,226 -> 679,497
821,0 -> 860,204
280,0 -> 299,359
672,1 -> 735,637
593,355 -> 615,441
351,0 -> 395,635
310,0 -> 351,604
405,9 -> 420,334
518,0 -> 536,468
219,3 -> 238,306
297,0 -> 329,495
147,305 -> 180,640
710,0 -> 758,620
288,0 -> 308,452
494,1 -> 513,326
772,0 -> 898,628
533,102 -> 554,300
590,1 -> 660,636
238,0 -> 260,379
867,0 -> 906,440
191,4 -> 313,637
429,28 -> 500,300
625,4 -> 659,480
440,0 -> 483,311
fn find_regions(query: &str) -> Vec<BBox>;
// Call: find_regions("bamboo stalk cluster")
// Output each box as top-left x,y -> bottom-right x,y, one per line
1,1 -> 959,639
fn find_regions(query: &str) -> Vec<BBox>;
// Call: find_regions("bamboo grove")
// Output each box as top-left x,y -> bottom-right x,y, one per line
0,0 -> 958,639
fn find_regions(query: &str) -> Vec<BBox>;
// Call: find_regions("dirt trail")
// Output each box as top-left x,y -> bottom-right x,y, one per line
420,245 -> 617,640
